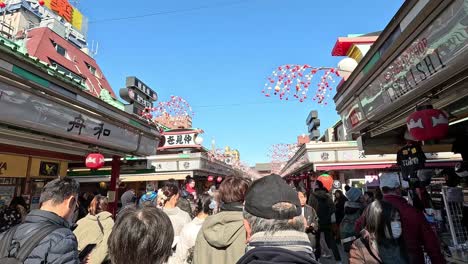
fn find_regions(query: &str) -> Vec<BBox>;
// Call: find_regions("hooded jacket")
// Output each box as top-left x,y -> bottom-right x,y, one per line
308,189 -> 335,227
73,211 -> 114,264
383,194 -> 445,264
0,209 -> 79,264
193,211 -> 246,264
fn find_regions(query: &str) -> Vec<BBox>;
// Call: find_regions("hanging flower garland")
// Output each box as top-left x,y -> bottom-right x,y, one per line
262,65 -> 340,105
141,95 -> 194,130
207,148 -> 260,179
268,143 -> 299,174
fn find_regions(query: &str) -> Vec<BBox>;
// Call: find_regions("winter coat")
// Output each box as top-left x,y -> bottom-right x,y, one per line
171,217 -> 205,264
303,205 -> 318,248
237,247 -> 319,264
334,196 -> 348,224
177,198 -> 193,217
308,189 -> 335,227
73,211 -> 114,264
340,201 -> 363,252
193,211 -> 246,264
349,230 -> 408,264
0,209 -> 79,264
164,206 -> 192,237
384,194 -> 445,264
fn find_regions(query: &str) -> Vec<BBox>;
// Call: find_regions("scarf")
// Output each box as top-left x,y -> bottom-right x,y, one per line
246,230 -> 315,256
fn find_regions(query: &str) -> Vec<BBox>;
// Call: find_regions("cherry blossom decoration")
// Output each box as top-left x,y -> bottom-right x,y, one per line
269,143 -> 299,174
262,65 -> 340,105
207,148 -> 260,179
141,95 -> 194,131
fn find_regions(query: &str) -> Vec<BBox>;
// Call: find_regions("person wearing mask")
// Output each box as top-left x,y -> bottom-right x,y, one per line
297,186 -> 319,250
108,206 -> 174,264
172,194 -> 214,264
340,187 -> 364,253
238,174 -> 319,264
0,178 -> 80,263
379,172 -> 445,264
194,176 -> 252,264
160,183 -> 192,249
74,195 -> 114,264
0,197 -> 25,233
308,179 -> 341,263
349,200 -> 409,264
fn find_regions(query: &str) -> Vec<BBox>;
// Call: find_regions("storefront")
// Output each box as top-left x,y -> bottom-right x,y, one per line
332,0 -> 468,259
0,35 -> 161,211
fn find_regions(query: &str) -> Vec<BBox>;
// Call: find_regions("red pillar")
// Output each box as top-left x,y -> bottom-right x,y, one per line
108,155 -> 121,217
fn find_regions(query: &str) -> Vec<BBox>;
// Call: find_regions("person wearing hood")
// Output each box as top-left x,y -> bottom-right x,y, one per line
308,179 -> 341,262
74,195 -> 114,264
340,187 -> 364,253
193,176 -> 251,264
237,174 -> 319,264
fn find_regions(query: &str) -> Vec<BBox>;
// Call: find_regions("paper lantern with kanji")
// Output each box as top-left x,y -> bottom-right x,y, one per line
85,153 -> 105,170
317,174 -> 333,191
207,175 -> 214,182
406,108 -> 448,141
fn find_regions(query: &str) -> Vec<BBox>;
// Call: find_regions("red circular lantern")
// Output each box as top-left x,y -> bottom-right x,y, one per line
407,107 -> 448,141
317,174 -> 333,191
207,175 -> 214,182
217,176 -> 223,183
38,0 -> 45,6
85,153 -> 105,170
0,2 -> 6,8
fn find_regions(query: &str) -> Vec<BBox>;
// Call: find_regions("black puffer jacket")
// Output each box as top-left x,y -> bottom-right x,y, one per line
308,189 -> 335,227
0,209 -> 79,264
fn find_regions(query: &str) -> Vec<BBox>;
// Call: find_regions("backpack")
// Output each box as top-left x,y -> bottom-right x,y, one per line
340,211 -> 361,252
0,224 -> 59,264
139,192 -> 158,207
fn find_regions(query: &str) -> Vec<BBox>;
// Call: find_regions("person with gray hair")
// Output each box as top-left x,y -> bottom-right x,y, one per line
0,177 -> 81,263
237,174 -> 319,264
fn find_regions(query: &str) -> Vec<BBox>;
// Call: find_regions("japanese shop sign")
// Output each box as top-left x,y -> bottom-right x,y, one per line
42,0 -> 88,32
357,0 -> 468,121
120,76 -> 158,115
0,155 -> 29,177
158,130 -> 203,150
0,81 -> 157,156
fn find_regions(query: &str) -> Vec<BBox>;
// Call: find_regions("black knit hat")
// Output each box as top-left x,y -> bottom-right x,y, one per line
244,174 -> 302,220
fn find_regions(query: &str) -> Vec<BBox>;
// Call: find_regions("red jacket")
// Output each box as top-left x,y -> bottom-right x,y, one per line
383,194 -> 445,264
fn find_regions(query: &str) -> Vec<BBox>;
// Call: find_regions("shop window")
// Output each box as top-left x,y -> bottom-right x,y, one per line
50,60 -> 85,83
51,40 -> 69,59
85,62 -> 101,78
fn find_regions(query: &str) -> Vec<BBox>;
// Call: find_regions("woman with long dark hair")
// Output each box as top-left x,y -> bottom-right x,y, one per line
172,194 -> 213,264
349,200 -> 408,264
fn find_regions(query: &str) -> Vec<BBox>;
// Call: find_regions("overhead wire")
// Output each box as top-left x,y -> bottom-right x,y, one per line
89,0 -> 253,24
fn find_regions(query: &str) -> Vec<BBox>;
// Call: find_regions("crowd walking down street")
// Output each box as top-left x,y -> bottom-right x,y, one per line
0,173 -> 447,264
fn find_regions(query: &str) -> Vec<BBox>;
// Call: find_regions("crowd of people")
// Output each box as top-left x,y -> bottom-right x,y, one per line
0,172 -> 447,264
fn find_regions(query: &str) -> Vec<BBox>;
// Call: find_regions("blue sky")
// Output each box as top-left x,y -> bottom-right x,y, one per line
79,0 -> 404,165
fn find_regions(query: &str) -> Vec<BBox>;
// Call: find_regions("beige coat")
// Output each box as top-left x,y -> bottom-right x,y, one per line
74,211 -> 114,264
193,211 -> 247,264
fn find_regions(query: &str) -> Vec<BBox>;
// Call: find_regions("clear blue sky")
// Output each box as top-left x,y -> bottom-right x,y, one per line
79,0 -> 404,165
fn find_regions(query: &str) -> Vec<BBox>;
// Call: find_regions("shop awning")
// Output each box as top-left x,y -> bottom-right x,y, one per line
315,163 -> 396,171
73,172 -> 191,183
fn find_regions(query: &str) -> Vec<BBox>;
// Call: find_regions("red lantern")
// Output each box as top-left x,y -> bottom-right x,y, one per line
207,175 -> 214,182
38,0 -> 45,6
0,2 -> 6,8
217,176 -> 223,183
317,174 -> 333,191
407,107 -> 448,141
85,153 -> 105,170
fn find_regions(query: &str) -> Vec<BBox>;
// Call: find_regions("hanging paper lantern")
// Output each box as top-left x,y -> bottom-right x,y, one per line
0,2 -> 6,8
85,153 -> 105,170
217,176 -> 223,183
317,174 -> 333,191
207,175 -> 214,182
38,0 -> 45,6
406,107 -> 448,141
